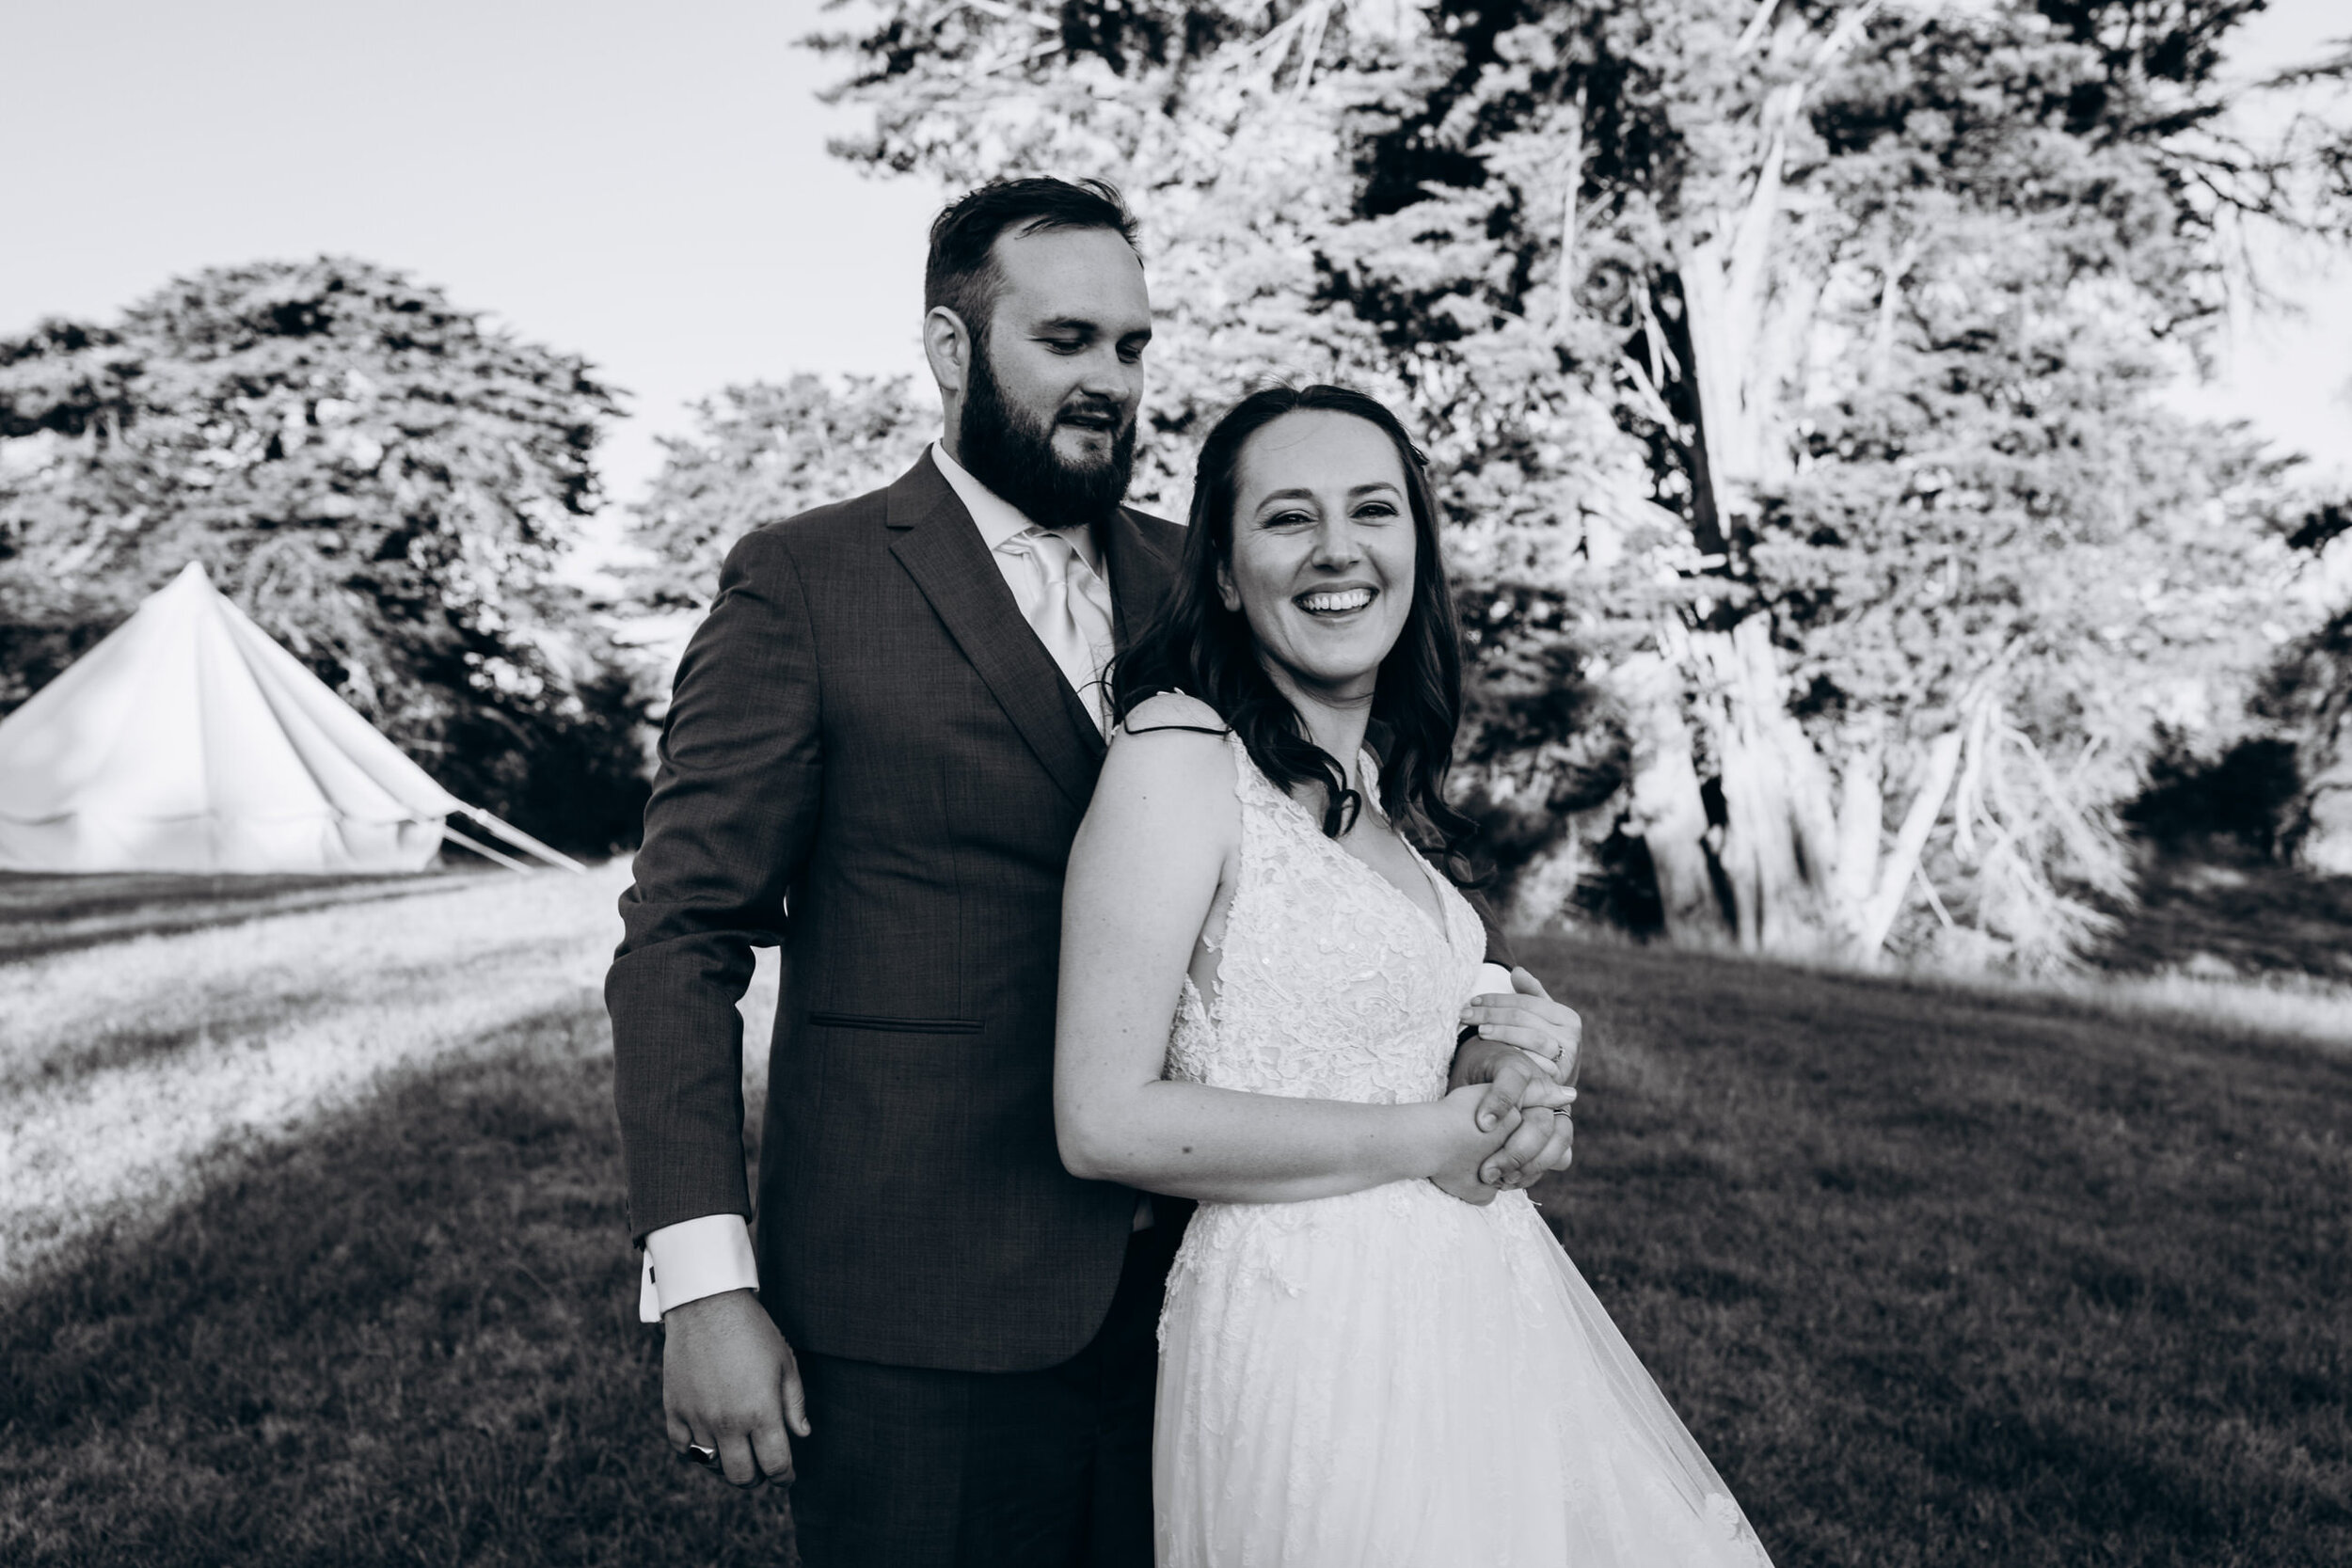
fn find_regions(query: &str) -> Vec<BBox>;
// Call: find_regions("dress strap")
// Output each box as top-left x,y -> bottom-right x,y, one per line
1121,689 -> 1232,737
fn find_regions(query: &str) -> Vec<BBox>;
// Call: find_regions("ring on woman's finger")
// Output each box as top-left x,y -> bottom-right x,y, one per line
681,1442 -> 721,1469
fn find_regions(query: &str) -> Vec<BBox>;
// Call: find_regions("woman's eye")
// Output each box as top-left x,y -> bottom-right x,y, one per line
1264,511 -> 1314,530
1354,501 -> 1399,521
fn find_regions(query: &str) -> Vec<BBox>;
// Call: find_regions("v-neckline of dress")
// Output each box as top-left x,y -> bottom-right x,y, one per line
1248,740 -> 1455,952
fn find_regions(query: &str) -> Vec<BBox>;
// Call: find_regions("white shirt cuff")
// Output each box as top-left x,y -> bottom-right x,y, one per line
1470,961 -> 1515,1003
638,1213 -> 760,1323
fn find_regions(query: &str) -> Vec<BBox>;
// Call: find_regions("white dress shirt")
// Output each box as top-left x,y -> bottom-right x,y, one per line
638,442 -> 1123,1322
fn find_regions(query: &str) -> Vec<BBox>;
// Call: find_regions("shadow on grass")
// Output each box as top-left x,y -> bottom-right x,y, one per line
0,1006 -> 797,1568
4,934 -> 602,1097
0,867 -> 507,967
1524,936 -> 2352,1568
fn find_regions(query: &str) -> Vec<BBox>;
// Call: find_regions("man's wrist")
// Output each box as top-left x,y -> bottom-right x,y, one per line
662,1285 -> 759,1325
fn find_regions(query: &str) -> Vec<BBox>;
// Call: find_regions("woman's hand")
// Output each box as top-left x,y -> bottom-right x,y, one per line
1424,1084 -> 1520,1205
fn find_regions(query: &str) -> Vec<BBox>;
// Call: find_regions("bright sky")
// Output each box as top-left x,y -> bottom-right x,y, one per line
2,0 -> 2345,522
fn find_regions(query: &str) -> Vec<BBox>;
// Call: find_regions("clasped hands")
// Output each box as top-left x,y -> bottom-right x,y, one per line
1434,966 -> 1581,1206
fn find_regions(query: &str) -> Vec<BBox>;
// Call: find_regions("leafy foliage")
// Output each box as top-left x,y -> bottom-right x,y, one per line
811,0 -> 2349,967
625,374 -> 935,611
0,259 -> 649,852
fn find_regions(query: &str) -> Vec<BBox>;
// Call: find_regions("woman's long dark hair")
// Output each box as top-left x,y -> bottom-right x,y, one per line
1111,384 -> 1478,862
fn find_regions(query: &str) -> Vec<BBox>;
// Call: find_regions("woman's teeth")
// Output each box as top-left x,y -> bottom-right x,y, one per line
1297,588 -> 1375,615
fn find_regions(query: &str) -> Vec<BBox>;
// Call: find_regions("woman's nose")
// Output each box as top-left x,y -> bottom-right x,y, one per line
1309,517 -> 1361,567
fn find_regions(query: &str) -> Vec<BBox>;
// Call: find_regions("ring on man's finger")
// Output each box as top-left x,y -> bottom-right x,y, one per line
682,1442 -> 722,1469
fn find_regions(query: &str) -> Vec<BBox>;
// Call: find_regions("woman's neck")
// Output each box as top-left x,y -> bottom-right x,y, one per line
1263,662 -> 1375,790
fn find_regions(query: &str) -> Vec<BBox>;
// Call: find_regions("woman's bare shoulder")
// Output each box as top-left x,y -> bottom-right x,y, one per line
1096,695 -> 1238,823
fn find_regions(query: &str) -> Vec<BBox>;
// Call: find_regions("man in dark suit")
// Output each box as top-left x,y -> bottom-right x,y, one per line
607,178 -> 1581,1568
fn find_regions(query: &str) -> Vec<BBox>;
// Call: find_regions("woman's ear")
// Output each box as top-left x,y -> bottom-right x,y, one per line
1216,553 -> 1241,613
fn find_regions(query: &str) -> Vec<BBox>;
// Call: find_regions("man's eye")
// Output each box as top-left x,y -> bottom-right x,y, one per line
1044,338 -> 1086,354
1118,344 -> 1145,364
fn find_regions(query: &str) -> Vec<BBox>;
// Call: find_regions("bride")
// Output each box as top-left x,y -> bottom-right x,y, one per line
1054,385 -> 1774,1567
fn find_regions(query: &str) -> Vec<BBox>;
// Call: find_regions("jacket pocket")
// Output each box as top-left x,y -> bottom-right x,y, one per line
806,1010 -> 983,1035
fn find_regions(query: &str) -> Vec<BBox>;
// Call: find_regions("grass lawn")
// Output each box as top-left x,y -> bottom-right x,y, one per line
2,877 -> 2345,1565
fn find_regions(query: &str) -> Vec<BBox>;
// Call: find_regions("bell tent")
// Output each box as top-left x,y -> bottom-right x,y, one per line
0,562 -> 579,876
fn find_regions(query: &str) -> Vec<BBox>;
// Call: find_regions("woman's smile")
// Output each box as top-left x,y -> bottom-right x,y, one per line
1295,584 -> 1379,618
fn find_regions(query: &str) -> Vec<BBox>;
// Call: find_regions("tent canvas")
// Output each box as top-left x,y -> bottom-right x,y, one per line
0,562 -> 576,875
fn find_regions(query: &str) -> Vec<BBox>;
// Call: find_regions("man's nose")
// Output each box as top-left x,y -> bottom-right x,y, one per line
1075,343 -> 1142,406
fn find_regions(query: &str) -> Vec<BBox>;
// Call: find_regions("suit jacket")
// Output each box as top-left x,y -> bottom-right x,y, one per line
608,451 -> 1187,1373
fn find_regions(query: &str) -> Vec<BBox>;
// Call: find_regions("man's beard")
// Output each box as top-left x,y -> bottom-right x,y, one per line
957,338 -> 1136,531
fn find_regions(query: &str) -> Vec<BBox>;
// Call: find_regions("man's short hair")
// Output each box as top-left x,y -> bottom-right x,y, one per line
925,177 -> 1141,344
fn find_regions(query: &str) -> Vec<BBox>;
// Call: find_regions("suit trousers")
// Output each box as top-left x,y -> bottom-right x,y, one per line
787,1220 -> 1179,1568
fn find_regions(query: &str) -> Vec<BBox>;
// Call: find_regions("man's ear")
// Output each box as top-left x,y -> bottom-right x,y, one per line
923,307 -> 973,398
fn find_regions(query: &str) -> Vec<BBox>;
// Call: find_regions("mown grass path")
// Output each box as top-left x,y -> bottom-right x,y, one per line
1,879 -> 2344,1565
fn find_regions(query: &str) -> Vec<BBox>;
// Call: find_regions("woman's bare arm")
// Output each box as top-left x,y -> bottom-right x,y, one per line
1054,710 -> 1512,1203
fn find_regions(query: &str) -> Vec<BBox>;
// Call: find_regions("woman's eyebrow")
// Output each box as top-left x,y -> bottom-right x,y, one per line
1252,486 -> 1318,506
1349,482 -> 1402,499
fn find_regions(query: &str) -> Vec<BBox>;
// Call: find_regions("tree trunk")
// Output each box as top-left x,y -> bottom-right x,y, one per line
1635,1 -> 1901,958
1830,734 -> 1884,943
1622,651 -> 1723,944
1854,726 -> 1965,958
1693,620 -> 1842,957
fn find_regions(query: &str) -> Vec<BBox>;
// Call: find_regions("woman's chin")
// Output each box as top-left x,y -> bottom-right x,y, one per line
1263,652 -> 1382,705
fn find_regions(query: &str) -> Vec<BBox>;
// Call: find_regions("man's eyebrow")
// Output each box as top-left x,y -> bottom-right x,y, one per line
1033,317 -> 1154,341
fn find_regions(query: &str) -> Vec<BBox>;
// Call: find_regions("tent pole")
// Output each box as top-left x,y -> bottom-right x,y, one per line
454,805 -> 588,874
441,824 -> 533,874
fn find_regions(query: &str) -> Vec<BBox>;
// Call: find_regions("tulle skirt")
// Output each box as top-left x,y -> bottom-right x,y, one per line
1154,1181 -> 1774,1568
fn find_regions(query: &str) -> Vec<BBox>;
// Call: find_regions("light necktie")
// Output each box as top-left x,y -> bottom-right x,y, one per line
999,526 -> 1116,734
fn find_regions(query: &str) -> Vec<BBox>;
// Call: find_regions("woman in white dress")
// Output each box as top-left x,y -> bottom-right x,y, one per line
1054,385 -> 1774,1567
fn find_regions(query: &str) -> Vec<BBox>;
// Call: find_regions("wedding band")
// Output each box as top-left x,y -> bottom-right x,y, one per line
683,1443 -> 721,1468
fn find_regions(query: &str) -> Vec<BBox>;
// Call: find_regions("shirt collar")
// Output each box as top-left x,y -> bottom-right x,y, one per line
930,439 -> 1104,578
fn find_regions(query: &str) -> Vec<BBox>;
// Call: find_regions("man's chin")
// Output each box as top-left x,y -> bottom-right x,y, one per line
1052,429 -> 1121,467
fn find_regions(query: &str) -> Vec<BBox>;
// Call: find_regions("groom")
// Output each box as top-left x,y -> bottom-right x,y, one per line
606,177 -> 1581,1567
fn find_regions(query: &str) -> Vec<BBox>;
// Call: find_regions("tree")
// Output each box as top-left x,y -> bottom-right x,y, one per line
0,258 -> 650,853
626,373 -> 936,611
815,0 -> 2350,969
2257,501 -> 2352,874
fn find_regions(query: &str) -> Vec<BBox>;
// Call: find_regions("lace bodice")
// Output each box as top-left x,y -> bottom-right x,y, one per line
1164,732 -> 1485,1105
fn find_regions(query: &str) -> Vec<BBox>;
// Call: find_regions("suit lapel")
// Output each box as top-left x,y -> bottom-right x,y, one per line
887,454 -> 1103,809
1098,504 -> 1180,654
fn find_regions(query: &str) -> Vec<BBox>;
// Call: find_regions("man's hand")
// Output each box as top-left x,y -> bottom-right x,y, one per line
662,1288 -> 809,1488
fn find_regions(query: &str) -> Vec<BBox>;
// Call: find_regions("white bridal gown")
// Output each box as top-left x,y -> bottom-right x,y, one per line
1153,735 -> 1775,1568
